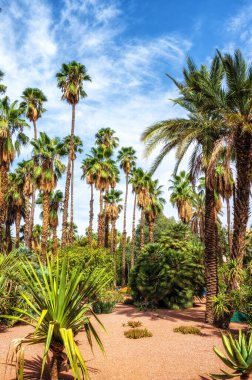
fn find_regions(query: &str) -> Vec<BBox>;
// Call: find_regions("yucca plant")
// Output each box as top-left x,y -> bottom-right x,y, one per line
210,330 -> 252,379
2,253 -> 111,380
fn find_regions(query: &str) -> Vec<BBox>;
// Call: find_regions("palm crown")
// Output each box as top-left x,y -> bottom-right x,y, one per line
56,61 -> 91,105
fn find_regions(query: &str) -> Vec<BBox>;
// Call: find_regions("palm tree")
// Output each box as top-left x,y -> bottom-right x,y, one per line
63,135 -> 83,244
204,50 -> 252,264
104,189 -> 123,282
141,56 -> 226,325
37,190 -> 64,255
0,96 -> 28,250
21,87 -> 47,246
95,127 -> 119,151
169,171 -> 193,224
31,132 -> 66,258
129,168 -> 150,265
56,61 -> 91,247
81,155 -> 96,247
31,224 -> 42,252
145,180 -> 165,242
6,171 -> 24,248
136,170 -> 152,251
117,147 -> 136,285
16,160 -> 35,247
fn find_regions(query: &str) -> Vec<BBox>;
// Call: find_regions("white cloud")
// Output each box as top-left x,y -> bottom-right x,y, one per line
1,0 -> 192,236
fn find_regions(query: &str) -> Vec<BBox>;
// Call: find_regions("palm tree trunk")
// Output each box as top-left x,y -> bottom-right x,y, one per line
98,190 -> 104,247
41,192 -> 50,260
121,173 -> 128,286
149,222 -> 154,243
15,209 -> 21,248
52,226 -> 58,255
61,103 -> 75,247
69,159 -> 74,244
24,196 -> 30,247
232,129 -> 252,263
29,120 -> 38,249
111,220 -> 117,285
6,221 -> 12,253
205,185 -> 218,325
140,209 -> 145,251
131,193 -> 137,268
226,197 -> 232,257
104,191 -> 109,248
88,183 -> 94,247
0,164 -> 8,251
50,346 -> 64,380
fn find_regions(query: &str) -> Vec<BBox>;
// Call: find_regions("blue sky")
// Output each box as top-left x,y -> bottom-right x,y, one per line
0,0 -> 250,234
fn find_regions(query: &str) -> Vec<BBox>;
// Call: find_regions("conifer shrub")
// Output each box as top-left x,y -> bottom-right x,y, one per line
130,227 -> 204,310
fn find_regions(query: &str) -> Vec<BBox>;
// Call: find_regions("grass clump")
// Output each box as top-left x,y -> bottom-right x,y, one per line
173,326 -> 201,335
127,320 -> 142,328
124,328 -> 152,339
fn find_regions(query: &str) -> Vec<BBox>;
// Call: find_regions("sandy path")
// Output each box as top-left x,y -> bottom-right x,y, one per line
0,303 -> 238,380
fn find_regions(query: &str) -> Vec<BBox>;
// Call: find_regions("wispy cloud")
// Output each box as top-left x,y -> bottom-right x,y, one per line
1,0 -> 192,234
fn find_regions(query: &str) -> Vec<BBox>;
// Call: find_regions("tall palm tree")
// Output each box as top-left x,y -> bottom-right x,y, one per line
117,147 -> 136,285
169,171 -> 193,224
16,160 -> 35,247
104,189 -> 123,282
6,171 -> 24,248
129,168 -> 151,265
63,135 -> 83,244
21,88 -> 47,246
0,96 -> 28,250
201,50 -> 252,264
81,155 -> 96,247
141,56 -> 226,325
95,127 -> 119,151
37,190 -> 64,255
56,61 -> 91,247
31,132 -> 66,258
145,180 -> 165,242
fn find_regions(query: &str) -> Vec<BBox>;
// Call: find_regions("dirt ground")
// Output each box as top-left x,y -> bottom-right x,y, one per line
0,303 -> 241,380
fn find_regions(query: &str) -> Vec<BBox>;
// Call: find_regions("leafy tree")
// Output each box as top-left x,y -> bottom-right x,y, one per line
56,61 -> 91,248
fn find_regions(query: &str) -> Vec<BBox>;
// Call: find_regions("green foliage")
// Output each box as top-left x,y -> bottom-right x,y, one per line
173,326 -> 201,335
92,290 -> 124,314
127,320 -> 142,328
130,225 -> 204,310
59,246 -> 115,286
210,330 -> 252,379
2,254 -> 111,380
124,328 -> 152,339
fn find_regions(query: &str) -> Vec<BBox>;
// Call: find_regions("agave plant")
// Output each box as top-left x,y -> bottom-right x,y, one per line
3,254 -> 111,380
210,330 -> 252,379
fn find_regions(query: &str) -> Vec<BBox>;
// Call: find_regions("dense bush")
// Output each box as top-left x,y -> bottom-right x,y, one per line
130,226 -> 204,309
92,290 -> 124,314
59,246 -> 115,286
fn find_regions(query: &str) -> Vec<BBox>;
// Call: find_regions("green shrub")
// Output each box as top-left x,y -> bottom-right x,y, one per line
92,290 -> 124,314
127,320 -> 142,328
130,231 -> 204,310
173,326 -> 201,335
124,328 -> 152,339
